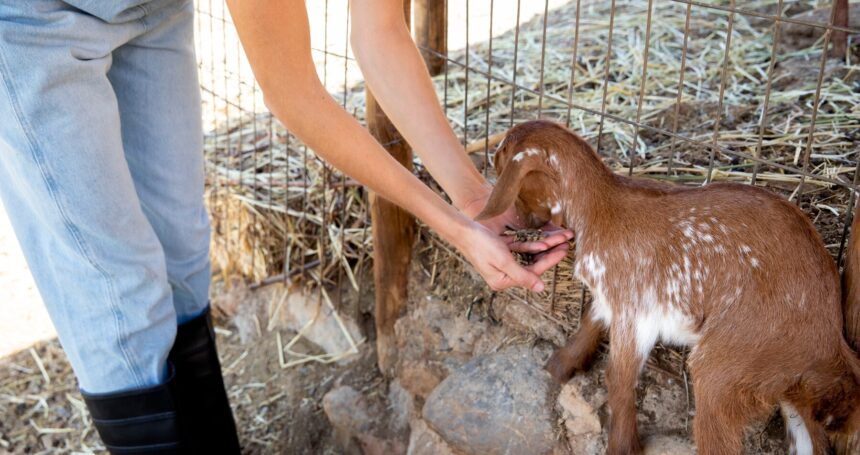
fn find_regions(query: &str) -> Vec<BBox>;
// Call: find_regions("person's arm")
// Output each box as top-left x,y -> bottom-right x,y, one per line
349,0 -> 486,211
225,0 -> 562,291
347,0 -> 571,244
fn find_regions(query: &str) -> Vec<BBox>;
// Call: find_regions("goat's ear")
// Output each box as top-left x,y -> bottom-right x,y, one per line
475,154 -> 540,220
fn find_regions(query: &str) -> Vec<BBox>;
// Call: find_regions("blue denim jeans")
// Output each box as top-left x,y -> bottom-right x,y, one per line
0,0 -> 210,393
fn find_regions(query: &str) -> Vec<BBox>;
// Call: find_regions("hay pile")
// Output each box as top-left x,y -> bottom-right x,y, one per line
203,0 -> 859,332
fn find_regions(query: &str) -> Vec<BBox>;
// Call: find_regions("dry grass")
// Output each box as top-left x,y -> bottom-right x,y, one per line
201,0 -> 859,345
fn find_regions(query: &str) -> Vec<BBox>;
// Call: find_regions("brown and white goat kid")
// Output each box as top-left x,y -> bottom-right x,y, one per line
477,120 -> 860,455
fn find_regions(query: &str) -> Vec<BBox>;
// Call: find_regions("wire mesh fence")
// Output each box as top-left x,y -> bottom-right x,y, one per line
195,0 -> 859,331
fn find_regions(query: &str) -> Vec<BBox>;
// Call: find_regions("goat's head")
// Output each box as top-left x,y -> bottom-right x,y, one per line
476,121 -> 568,228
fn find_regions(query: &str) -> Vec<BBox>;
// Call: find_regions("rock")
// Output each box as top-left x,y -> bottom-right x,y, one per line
388,380 -> 415,432
558,380 -> 602,435
274,287 -> 364,362
422,346 -> 557,455
557,374 -> 606,454
399,360 -> 445,400
643,434 -> 695,455
323,385 -> 407,455
407,419 -> 459,455
323,386 -> 374,446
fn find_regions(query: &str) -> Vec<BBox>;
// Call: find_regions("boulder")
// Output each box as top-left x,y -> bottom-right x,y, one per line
422,346 -> 557,455
643,434 -> 695,455
274,288 -> 364,361
323,385 -> 407,455
557,374 -> 606,454
407,419 -> 459,455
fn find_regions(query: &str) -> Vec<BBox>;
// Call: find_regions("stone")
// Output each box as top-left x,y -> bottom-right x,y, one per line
274,287 -> 364,362
558,381 -> 602,435
557,374 -> 606,454
399,360 -> 445,400
643,434 -> 695,455
422,345 -> 557,455
388,380 -> 415,432
407,419 -> 459,455
323,386 -> 374,444
323,385 -> 407,455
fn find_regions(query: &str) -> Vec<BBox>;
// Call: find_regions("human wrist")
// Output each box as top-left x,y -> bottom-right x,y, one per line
454,182 -> 493,217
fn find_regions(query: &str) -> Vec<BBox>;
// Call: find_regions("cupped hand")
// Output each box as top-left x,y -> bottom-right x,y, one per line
455,193 -> 574,292
461,193 -> 574,260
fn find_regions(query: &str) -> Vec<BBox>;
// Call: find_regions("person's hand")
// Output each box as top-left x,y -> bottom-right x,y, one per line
451,191 -> 574,292
460,191 -> 574,267
453,222 -> 561,292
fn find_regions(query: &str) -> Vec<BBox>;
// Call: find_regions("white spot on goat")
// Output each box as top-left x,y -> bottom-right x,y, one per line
512,147 -> 541,162
550,201 -> 562,215
781,402 -> 813,455
634,288 -> 700,358
549,153 -> 560,168
590,287 -> 613,325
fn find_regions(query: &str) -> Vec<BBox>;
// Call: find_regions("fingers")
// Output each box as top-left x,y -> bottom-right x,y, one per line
508,230 -> 573,253
491,258 -> 545,293
527,243 -> 569,276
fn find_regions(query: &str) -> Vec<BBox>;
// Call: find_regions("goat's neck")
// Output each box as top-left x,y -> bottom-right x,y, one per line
558,157 -> 619,248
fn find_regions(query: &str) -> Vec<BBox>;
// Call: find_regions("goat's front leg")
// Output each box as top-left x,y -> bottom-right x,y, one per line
606,323 -> 646,455
545,312 -> 603,382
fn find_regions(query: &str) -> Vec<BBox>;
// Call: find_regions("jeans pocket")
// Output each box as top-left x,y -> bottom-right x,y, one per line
60,0 -> 152,23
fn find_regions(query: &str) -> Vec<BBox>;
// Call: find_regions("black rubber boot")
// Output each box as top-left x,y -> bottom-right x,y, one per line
82,370 -> 182,454
169,307 -> 241,454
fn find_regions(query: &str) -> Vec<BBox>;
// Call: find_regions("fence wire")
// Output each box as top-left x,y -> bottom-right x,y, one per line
196,0 -> 859,317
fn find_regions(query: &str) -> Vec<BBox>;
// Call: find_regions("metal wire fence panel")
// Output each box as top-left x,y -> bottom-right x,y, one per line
195,0 -> 369,318
196,0 -> 859,325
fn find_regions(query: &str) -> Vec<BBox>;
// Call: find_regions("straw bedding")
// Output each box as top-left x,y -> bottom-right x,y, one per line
203,0 -> 859,333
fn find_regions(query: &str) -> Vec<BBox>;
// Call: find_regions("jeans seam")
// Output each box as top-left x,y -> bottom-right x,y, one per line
0,41 -> 146,388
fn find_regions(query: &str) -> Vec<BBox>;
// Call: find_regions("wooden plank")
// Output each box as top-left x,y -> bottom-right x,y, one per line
368,0 -> 416,375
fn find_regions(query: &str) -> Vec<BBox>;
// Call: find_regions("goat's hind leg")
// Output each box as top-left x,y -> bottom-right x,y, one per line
690,360 -> 770,455
545,312 -> 604,382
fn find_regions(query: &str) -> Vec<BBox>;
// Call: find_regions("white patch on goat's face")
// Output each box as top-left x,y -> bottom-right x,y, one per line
750,257 -> 760,268
512,147 -> 541,162
634,288 -> 700,359
550,201 -> 562,215
781,402 -> 813,455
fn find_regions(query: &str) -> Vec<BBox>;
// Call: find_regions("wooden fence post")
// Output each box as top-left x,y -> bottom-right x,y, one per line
367,0 -> 414,375
414,0 -> 448,75
368,0 -> 447,375
832,0 -> 849,57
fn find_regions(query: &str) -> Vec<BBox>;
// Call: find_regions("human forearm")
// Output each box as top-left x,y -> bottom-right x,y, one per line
226,0 -> 471,245
349,0 -> 489,209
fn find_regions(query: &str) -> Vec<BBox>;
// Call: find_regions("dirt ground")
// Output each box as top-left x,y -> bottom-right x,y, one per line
0,215 -> 809,454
